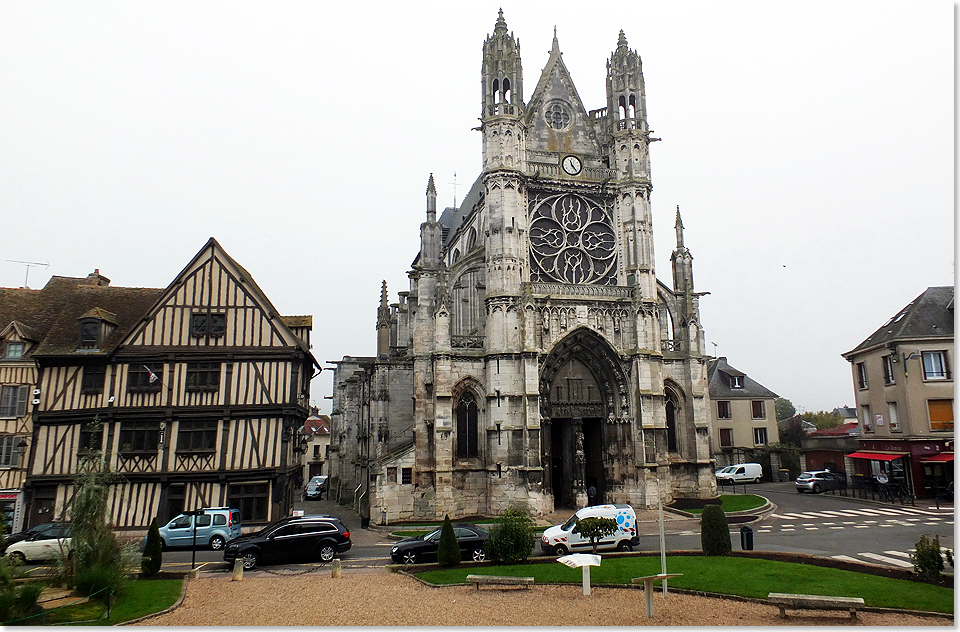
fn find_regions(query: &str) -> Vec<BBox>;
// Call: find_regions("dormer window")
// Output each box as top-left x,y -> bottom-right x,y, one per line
3,342 -> 24,359
731,375 -> 743,388
79,319 -> 101,350
191,313 -> 226,339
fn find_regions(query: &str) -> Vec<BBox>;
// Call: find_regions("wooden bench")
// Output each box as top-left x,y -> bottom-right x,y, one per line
466,574 -> 534,590
767,593 -> 865,621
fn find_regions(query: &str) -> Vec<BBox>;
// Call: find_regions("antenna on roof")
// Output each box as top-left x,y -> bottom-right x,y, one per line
7,260 -> 49,289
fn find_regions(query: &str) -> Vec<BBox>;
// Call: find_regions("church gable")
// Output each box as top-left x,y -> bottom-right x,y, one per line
524,39 -> 600,158
123,238 -> 305,350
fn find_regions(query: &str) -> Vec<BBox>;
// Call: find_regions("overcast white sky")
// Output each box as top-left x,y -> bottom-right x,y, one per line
0,1 -> 953,415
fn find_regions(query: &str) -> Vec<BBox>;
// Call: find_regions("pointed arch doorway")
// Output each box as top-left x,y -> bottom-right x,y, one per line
540,329 -> 627,510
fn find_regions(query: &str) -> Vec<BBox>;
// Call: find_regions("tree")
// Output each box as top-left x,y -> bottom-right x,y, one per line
66,415 -> 138,599
700,505 -> 732,556
436,516 -> 461,567
575,517 -> 618,554
774,397 -> 796,421
911,534 -> 951,583
802,410 -> 844,430
778,416 -> 807,447
141,517 -> 163,577
485,505 -> 535,564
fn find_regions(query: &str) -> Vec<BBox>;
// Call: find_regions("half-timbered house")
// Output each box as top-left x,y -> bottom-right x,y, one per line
2,238 -> 316,533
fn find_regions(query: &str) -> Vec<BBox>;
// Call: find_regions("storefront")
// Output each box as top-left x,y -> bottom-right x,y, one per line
0,490 -> 24,536
849,439 -> 952,498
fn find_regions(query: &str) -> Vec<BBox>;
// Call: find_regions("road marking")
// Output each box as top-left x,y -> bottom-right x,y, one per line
859,552 -> 914,568
801,523 -> 816,527
884,550 -> 912,559
828,526 -> 845,530
831,555 -> 859,563
879,524 -> 894,528
823,522 -> 836,525
843,521 -> 857,525
804,527 -> 819,531
854,525 -> 870,529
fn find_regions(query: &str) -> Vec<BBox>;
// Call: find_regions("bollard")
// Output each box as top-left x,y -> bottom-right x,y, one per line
332,558 -> 342,578
188,568 -> 200,579
740,525 -> 754,551
232,558 -> 244,581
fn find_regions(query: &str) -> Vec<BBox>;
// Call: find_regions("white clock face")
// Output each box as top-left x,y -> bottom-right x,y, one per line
562,155 -> 582,175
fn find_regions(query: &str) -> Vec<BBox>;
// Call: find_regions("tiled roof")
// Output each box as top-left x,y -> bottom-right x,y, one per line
707,357 -> 778,399
304,414 -> 331,434
808,420 -> 859,437
844,286 -> 954,357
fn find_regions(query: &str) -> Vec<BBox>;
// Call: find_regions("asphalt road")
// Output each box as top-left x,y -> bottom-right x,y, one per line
104,484 -> 955,575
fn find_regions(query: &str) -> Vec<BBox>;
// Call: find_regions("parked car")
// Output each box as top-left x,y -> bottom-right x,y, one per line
304,475 -> 328,500
153,507 -> 242,551
795,470 -> 844,494
716,463 -> 763,484
223,514 -> 351,569
390,524 -> 489,564
1,521 -> 69,555
5,523 -> 72,564
540,504 -> 638,556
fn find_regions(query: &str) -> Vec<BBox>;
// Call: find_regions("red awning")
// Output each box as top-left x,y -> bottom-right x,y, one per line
847,451 -> 908,461
921,453 -> 954,463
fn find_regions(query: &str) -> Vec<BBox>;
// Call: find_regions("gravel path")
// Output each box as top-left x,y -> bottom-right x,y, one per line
132,571 -> 952,627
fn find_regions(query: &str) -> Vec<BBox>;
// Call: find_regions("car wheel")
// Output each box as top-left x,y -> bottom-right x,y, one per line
318,544 -> 337,563
240,551 -> 259,570
402,551 -> 417,564
472,548 -> 486,562
7,551 -> 25,565
159,538 -> 168,551
813,484 -> 822,493
209,535 -> 226,551
617,541 -> 632,552
553,544 -> 568,556
753,477 -> 761,484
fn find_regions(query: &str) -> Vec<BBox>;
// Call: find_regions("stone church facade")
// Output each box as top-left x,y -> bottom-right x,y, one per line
329,12 -> 716,523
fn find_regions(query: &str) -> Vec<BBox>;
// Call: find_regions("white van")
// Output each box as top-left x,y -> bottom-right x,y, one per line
716,463 -> 762,484
540,503 -> 638,555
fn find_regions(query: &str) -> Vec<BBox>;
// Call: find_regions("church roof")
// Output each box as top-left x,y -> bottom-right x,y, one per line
438,175 -> 484,249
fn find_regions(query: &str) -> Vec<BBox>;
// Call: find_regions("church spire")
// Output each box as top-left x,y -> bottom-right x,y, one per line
426,173 -> 437,222
482,10 -> 523,119
675,206 -> 684,249
376,280 -> 390,359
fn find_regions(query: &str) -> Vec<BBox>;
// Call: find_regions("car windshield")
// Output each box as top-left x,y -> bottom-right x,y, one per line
797,473 -> 812,479
561,515 -> 579,531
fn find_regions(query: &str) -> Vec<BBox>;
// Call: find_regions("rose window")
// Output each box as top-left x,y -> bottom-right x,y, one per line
544,102 -> 571,130
529,193 -> 617,285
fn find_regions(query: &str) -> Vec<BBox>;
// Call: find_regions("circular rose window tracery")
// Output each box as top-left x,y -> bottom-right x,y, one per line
529,193 -> 617,285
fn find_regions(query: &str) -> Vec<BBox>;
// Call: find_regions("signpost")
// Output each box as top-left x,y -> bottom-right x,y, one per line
557,553 -> 601,596
182,509 -> 204,575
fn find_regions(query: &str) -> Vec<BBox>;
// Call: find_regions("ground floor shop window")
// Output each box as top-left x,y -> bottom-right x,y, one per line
228,482 -> 269,522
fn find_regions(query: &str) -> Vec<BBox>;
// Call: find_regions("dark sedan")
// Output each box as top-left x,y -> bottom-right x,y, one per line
223,515 -> 351,569
390,525 -> 488,564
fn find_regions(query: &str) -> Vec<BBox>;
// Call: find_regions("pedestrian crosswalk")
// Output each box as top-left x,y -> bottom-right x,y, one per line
766,506 -> 954,527
831,550 -> 916,568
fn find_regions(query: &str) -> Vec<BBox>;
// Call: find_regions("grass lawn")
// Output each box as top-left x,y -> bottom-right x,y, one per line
39,579 -> 183,625
415,556 -> 954,614
682,494 -> 766,514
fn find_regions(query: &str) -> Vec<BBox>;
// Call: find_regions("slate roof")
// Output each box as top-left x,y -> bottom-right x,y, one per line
707,357 -> 778,399
843,286 -> 954,357
437,175 -> 484,249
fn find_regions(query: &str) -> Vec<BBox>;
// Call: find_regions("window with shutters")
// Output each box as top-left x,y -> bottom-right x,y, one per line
0,386 -> 29,418
928,399 -> 954,432
0,436 -> 23,468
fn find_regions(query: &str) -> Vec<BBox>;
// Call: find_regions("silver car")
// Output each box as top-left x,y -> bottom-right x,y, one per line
795,470 -> 843,494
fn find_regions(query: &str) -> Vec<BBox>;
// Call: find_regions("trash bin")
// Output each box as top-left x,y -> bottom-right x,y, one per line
360,516 -> 370,529
779,469 -> 790,482
740,525 -> 754,551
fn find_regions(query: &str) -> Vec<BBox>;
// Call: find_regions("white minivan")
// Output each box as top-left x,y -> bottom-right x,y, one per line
540,503 -> 638,555
716,463 -> 762,484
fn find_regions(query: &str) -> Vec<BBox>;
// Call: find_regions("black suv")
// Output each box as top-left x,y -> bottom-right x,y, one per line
223,515 -> 351,569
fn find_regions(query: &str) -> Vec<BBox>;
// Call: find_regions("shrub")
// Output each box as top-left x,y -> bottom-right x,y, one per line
700,504 -> 732,556
141,517 -> 163,577
486,505 -> 535,564
911,534 -> 946,582
0,579 -> 43,624
576,516 -> 618,554
436,516 -> 461,567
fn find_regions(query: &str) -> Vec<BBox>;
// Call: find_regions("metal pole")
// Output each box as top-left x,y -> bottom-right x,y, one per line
191,512 -> 198,571
658,471 -> 667,597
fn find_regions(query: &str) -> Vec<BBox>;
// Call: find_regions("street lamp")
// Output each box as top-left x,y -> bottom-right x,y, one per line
181,509 -> 204,572
15,438 -> 28,468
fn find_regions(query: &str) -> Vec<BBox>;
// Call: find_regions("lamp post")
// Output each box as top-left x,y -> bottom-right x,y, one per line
15,438 -> 28,468
182,509 -> 204,572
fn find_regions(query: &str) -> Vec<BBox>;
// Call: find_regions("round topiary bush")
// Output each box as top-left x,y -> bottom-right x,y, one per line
700,504 -> 732,556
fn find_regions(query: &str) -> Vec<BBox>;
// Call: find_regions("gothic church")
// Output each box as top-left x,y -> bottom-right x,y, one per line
329,12 -> 716,523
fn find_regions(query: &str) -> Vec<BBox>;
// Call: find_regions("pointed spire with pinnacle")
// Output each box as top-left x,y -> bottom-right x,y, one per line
551,26 -> 560,55
426,173 -> 437,222
494,8 -> 508,34
675,206 -> 685,249
617,30 -> 628,50
376,280 -> 391,358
